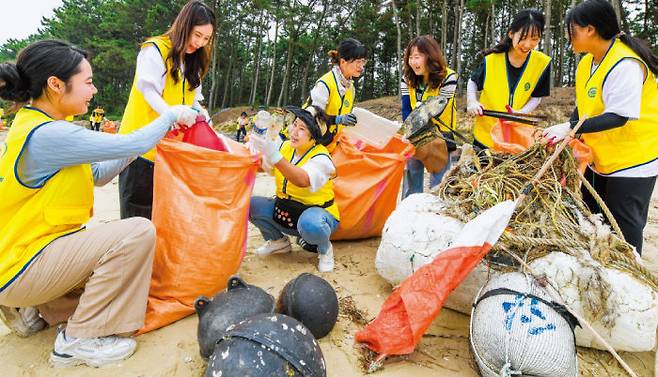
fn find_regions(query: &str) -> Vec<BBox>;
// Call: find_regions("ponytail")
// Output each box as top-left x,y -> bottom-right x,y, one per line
328,38 -> 367,65
0,63 -> 31,103
0,40 -> 87,106
328,50 -> 340,65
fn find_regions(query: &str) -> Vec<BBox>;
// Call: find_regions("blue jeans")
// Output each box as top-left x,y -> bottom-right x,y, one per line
401,155 -> 453,200
249,196 -> 339,254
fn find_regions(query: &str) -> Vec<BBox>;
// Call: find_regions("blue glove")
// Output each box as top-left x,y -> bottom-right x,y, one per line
335,113 -> 357,127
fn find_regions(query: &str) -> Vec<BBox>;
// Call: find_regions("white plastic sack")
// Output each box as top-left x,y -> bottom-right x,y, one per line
375,194 -> 464,286
530,252 -> 658,352
470,272 -> 578,377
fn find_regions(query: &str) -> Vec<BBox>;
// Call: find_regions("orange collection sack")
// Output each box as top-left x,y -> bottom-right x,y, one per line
138,136 -> 259,334
490,119 -> 593,172
331,134 -> 413,240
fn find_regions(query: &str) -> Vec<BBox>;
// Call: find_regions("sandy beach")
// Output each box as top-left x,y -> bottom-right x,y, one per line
0,127 -> 656,377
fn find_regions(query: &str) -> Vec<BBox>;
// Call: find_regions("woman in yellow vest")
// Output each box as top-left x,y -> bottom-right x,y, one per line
467,9 -> 551,149
249,106 -> 340,272
119,0 -> 215,219
89,107 -> 104,131
542,0 -> 658,255
0,40 -> 197,366
307,38 -> 367,151
401,35 -> 458,198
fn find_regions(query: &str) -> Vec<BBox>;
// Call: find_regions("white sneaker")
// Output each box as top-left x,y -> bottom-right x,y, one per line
0,305 -> 47,337
50,327 -> 137,368
318,244 -> 335,272
255,237 -> 292,257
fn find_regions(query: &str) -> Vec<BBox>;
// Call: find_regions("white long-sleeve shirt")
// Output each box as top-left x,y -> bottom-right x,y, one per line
135,45 -> 204,114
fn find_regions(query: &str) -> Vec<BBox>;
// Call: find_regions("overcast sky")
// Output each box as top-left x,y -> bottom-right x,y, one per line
0,1 -> 63,44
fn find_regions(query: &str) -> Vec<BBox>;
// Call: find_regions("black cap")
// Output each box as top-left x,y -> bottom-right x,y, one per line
284,106 -> 327,142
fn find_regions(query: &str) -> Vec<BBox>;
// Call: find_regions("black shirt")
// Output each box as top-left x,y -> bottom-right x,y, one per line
470,53 -> 551,98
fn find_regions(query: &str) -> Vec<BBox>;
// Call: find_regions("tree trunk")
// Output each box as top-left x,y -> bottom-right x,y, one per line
440,0 -> 447,51
490,1 -> 495,47
391,0 -> 403,97
543,0 -> 553,87
249,8 -> 265,106
484,12 -> 490,51
416,0 -> 421,36
454,0 -> 464,91
265,18 -> 279,107
208,36 -> 220,111
277,36 -> 294,107
221,48 -> 234,108
299,0 -> 328,103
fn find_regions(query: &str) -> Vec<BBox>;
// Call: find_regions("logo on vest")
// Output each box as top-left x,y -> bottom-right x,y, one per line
523,82 -> 531,91
587,87 -> 597,98
343,99 -> 351,108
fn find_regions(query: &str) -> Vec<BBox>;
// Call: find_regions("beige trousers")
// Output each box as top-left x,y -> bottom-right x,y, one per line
0,217 -> 155,338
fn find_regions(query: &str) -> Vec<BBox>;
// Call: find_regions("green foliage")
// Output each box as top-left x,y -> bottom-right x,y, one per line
0,0 -> 655,115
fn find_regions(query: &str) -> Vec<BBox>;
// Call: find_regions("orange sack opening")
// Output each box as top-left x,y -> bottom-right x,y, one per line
491,120 -> 593,171
137,135 -> 259,334
331,134 -> 413,240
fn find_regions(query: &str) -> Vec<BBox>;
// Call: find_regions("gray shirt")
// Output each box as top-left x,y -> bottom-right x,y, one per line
19,110 -> 176,187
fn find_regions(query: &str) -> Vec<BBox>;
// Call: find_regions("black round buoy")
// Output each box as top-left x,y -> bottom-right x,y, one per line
205,313 -> 326,377
277,273 -> 338,339
195,275 -> 275,359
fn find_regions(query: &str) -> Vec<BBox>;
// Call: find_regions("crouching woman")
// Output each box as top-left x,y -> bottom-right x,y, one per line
249,106 -> 339,272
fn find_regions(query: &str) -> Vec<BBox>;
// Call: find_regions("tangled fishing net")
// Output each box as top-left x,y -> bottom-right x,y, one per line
434,142 -> 658,326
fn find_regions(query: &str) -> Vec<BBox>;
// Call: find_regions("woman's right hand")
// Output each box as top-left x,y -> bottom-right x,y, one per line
466,100 -> 484,116
165,105 -> 199,129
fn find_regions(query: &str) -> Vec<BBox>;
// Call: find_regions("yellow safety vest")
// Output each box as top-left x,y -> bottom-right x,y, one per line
0,107 -> 93,291
274,141 -> 340,221
575,39 -> 658,175
120,35 -> 197,162
408,67 -> 458,132
316,70 -> 355,152
475,50 -> 551,147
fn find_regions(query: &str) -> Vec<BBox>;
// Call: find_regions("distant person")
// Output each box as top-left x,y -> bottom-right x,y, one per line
249,106 -> 339,272
236,111 -> 248,142
89,107 -> 104,131
0,39 -> 197,367
542,0 -> 658,255
119,0 -> 215,219
400,35 -> 458,198
467,9 -> 551,149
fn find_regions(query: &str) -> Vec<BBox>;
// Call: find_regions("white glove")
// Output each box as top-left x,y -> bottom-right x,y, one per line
251,134 -> 282,166
165,105 -> 199,128
466,100 -> 484,116
542,122 -> 572,143
193,104 -> 211,123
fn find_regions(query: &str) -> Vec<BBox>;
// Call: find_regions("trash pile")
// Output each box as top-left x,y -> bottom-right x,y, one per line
373,128 -> 658,375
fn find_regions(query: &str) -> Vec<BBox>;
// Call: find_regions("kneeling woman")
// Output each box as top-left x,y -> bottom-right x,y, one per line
0,40 -> 196,367
249,106 -> 339,272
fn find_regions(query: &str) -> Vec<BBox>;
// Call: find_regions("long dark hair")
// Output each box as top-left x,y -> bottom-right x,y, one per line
403,35 -> 448,90
566,0 -> 658,75
328,38 -> 367,65
163,0 -> 215,89
0,40 -> 88,106
485,9 -> 544,56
